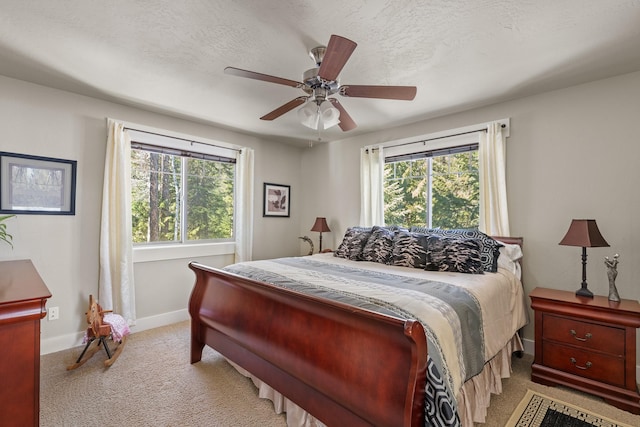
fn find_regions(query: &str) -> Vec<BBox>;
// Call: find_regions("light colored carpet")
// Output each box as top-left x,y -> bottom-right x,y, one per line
40,321 -> 640,426
40,321 -> 286,427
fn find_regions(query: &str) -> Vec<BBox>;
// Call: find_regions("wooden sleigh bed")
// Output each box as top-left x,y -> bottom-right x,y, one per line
189,229 -> 526,427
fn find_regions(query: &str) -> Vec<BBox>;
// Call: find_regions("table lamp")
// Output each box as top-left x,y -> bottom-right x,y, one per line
310,217 -> 331,253
559,219 -> 609,298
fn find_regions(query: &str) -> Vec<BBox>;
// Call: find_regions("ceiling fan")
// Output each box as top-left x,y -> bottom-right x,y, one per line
224,34 -> 417,132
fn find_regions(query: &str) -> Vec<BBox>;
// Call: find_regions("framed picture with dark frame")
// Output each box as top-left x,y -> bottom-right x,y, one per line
263,182 -> 290,217
0,151 -> 77,215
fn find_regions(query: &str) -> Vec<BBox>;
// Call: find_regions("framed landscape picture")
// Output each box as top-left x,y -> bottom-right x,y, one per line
263,182 -> 290,217
0,151 -> 77,215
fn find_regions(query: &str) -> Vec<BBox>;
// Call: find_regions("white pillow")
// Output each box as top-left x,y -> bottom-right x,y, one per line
496,242 -> 523,280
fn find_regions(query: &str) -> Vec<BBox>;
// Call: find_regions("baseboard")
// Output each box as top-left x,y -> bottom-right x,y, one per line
128,308 -> 190,334
40,308 -> 190,355
522,337 -> 534,356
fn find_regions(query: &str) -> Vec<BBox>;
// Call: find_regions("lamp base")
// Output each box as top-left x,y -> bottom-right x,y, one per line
575,286 -> 594,298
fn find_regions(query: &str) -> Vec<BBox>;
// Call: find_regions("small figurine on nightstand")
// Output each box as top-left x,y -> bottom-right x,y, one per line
605,253 -> 620,302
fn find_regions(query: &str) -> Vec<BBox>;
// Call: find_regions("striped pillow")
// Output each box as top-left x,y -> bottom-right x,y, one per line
392,231 -> 429,268
425,236 -> 484,274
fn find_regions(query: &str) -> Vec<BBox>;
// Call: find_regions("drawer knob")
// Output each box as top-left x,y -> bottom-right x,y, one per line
569,329 -> 592,342
570,357 -> 592,370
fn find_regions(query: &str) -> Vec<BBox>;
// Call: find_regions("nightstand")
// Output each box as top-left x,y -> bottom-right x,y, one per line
530,287 -> 640,414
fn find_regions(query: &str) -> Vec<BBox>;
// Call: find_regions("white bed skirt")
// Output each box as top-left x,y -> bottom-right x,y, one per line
227,333 -> 524,427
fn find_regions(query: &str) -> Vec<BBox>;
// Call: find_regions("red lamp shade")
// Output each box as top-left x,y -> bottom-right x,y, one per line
310,217 -> 331,233
559,219 -> 609,248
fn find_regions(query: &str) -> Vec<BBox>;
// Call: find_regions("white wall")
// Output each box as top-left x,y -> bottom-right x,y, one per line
0,75 -> 304,353
299,71 -> 640,362
3,70 -> 639,363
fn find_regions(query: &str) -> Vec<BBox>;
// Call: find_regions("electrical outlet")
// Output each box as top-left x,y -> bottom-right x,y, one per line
48,306 -> 59,321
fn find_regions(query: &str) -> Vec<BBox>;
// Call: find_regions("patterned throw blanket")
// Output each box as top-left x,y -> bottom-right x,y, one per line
225,256 -> 508,427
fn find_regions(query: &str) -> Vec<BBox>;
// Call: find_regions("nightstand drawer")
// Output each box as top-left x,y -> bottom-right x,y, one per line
543,341 -> 625,387
542,314 -> 624,355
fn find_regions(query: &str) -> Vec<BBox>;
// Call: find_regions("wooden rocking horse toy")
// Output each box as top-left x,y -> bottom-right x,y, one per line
67,295 -> 129,370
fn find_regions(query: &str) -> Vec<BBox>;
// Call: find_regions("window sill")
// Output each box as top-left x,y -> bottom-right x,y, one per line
133,242 -> 235,263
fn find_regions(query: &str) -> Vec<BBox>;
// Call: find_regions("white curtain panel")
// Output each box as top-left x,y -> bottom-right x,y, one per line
360,146 -> 385,227
234,147 -> 255,263
478,122 -> 510,236
99,119 -> 136,325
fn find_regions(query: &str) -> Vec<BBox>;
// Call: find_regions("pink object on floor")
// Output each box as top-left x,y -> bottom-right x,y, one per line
103,313 -> 130,342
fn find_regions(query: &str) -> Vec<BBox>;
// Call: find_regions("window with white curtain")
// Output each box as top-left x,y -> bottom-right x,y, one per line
384,144 -> 479,229
128,130 -> 237,246
379,124 -> 489,229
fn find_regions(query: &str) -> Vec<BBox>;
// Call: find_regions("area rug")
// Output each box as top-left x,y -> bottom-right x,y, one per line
506,390 -> 634,427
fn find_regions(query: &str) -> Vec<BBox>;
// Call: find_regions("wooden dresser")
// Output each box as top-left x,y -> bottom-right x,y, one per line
530,287 -> 640,414
0,259 -> 52,427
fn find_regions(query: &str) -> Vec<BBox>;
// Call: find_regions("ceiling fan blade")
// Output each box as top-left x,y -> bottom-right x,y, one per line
260,97 -> 308,121
340,85 -> 417,100
328,98 -> 357,131
224,67 -> 303,88
317,35 -> 357,81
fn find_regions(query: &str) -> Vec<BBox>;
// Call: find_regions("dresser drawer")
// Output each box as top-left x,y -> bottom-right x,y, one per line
543,341 -> 625,387
542,313 -> 625,356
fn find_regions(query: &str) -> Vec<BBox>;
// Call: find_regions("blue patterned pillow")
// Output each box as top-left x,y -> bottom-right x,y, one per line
384,225 -> 409,232
425,236 -> 484,274
392,231 -> 429,268
409,226 -> 439,234
361,226 -> 396,264
334,227 -> 372,260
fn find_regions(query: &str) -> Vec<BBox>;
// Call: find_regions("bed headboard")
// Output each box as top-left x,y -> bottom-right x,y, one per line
491,236 -> 523,248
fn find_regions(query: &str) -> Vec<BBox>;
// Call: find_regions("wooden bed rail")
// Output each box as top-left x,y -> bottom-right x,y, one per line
188,261 -> 428,427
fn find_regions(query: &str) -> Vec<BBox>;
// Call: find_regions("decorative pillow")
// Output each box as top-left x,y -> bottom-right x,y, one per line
425,236 -> 484,274
424,228 -> 502,272
409,226 -> 439,234
392,231 -> 429,268
361,226 -> 396,264
384,225 -> 409,233
334,227 -> 372,260
496,241 -> 523,279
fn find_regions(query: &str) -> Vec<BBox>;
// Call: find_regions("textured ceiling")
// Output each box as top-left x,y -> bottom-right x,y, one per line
1,0 -> 640,146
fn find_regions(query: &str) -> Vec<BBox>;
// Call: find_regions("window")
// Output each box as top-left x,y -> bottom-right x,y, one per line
130,139 -> 236,245
384,145 -> 479,229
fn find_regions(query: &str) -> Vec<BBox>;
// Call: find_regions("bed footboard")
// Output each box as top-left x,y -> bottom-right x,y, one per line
188,261 -> 427,427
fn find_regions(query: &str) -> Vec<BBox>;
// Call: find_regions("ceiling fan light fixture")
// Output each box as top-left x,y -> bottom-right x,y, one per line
298,102 -> 320,129
319,101 -> 340,129
297,100 -> 340,130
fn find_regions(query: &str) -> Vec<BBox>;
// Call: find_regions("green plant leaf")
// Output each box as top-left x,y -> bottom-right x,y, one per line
0,214 -> 16,248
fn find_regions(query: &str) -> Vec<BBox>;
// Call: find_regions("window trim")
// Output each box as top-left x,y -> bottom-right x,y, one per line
384,143 -> 478,163
369,118 -> 509,159
125,127 -> 240,159
123,121 -> 241,248
130,141 -> 236,164
133,241 -> 235,263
